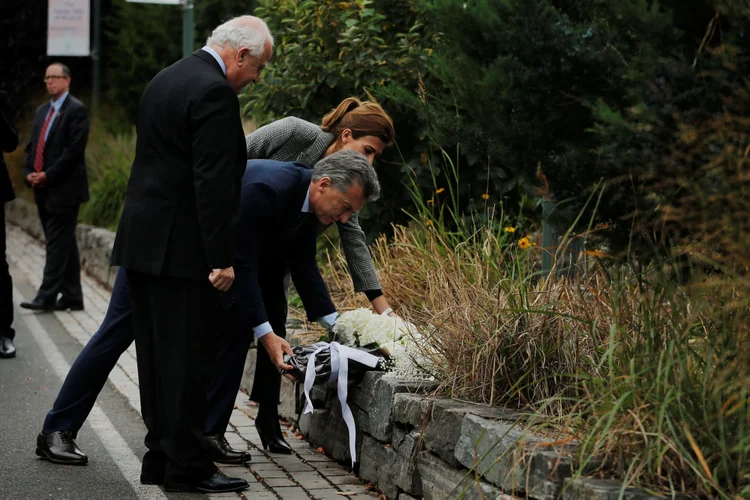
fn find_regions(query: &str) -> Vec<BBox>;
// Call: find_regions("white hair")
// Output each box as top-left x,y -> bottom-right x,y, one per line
206,16 -> 274,57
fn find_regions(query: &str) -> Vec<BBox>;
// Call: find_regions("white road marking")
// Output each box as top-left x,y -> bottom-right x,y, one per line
14,287 -> 168,500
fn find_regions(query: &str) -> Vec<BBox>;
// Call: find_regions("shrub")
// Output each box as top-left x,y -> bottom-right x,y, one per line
79,126 -> 135,230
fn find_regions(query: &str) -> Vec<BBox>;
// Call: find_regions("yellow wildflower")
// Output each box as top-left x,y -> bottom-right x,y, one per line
435,188 -> 445,194
425,219 -> 433,227
481,193 -> 490,200
518,237 -> 533,249
426,199 -> 434,205
504,227 -> 516,233
583,249 -> 610,258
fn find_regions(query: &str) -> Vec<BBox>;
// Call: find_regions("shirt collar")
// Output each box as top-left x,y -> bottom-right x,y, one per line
51,91 -> 69,111
301,186 -> 311,213
201,46 -> 227,76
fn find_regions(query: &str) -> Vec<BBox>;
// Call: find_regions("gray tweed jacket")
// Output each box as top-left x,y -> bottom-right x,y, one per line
245,117 -> 381,293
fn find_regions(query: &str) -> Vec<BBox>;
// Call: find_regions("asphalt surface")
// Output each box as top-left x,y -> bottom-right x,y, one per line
0,268 -> 201,500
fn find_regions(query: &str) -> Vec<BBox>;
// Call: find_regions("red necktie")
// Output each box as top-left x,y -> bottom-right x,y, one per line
33,106 -> 55,173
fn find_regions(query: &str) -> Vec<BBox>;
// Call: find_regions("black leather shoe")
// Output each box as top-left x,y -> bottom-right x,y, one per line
55,298 -> 84,311
202,434 -> 251,464
255,406 -> 292,454
140,450 -> 166,485
20,298 -> 56,312
164,470 -> 248,493
0,337 -> 15,358
35,431 -> 88,465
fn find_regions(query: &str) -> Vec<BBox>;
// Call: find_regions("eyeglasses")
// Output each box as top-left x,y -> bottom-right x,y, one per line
44,75 -> 68,82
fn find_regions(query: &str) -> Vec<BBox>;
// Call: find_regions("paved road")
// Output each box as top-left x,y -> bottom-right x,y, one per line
1,224 -> 378,500
0,273 -> 192,500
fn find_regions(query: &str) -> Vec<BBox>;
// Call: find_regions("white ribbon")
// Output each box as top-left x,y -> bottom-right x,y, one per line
302,341 -> 380,466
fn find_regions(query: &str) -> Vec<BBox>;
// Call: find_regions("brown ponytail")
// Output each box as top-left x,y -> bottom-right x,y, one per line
320,97 -> 395,146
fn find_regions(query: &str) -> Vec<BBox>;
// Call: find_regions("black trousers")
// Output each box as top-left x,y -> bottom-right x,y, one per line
127,270 -> 218,482
0,210 -> 14,339
249,267 -> 288,406
36,203 -> 82,304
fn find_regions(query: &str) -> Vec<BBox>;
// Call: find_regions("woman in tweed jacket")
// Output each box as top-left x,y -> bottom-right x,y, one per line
245,97 -> 397,452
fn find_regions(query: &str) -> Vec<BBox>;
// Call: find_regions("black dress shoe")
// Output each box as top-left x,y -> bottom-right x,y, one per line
55,298 -> 84,311
36,431 -> 88,465
0,337 -> 15,358
255,405 -> 292,454
164,470 -> 248,493
140,450 -> 166,485
20,298 -> 56,311
202,434 -> 251,464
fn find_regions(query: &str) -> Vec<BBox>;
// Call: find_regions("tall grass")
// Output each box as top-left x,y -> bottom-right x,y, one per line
79,126 -> 135,230
320,147 -> 750,496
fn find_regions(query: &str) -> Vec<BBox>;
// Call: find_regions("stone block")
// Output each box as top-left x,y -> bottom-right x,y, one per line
353,373 -> 438,443
394,430 -> 424,497
397,494 -> 420,500
422,400 -> 470,467
454,414 -> 572,499
240,348 -> 257,396
391,425 -> 408,451
417,451 -> 502,500
358,434 -> 401,499
562,478 -> 666,500
393,394 -> 433,430
278,376 -> 298,422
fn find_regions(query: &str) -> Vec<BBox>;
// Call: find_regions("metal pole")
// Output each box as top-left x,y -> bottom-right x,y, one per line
91,0 -> 101,115
182,0 -> 194,58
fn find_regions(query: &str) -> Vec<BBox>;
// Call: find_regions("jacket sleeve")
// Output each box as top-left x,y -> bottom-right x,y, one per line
44,104 -> 90,185
23,108 -> 40,181
289,222 -> 336,320
191,83 -> 245,270
336,212 -> 382,292
246,116 -> 325,161
234,182 -> 276,328
0,110 -> 18,153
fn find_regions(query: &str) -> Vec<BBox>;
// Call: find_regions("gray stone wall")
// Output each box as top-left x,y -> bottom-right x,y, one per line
279,371 -> 665,500
5,198 -> 119,289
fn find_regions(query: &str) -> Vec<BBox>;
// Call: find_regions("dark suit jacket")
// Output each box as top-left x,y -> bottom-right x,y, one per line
112,50 -> 247,280
23,94 -> 89,212
0,107 -> 17,204
229,161 -> 336,327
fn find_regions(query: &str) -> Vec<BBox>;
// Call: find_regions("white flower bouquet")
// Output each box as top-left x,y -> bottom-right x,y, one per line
331,308 -> 435,381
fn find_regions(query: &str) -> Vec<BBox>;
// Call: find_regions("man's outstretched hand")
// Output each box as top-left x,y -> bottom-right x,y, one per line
259,332 -> 295,377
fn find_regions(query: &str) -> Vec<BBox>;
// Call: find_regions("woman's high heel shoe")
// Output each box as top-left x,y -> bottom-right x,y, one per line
255,406 -> 292,454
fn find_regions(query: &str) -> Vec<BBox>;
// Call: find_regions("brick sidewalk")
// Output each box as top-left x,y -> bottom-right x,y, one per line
7,224 -> 378,500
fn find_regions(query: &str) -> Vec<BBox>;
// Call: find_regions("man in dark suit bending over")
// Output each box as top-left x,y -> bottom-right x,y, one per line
21,63 -> 89,312
205,149 -> 380,452
111,16 -> 274,494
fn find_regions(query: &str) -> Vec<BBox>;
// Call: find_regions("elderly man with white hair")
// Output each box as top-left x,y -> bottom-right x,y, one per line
107,16 -> 273,493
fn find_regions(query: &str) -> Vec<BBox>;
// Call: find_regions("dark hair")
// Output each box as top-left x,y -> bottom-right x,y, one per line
49,62 -> 71,78
320,97 -> 395,146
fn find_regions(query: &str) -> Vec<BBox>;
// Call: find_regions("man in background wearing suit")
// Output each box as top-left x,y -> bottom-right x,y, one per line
205,149 -> 380,454
21,63 -> 89,312
0,90 -> 18,358
111,16 -> 274,494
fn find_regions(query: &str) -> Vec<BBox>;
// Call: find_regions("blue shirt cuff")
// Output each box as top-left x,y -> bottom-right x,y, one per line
317,311 -> 339,329
253,322 -> 273,339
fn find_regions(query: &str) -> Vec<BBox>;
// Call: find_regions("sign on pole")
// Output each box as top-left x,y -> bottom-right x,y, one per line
47,0 -> 90,56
